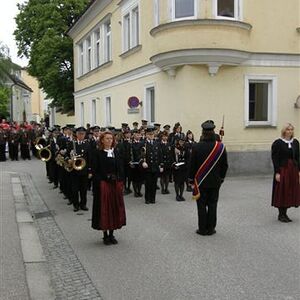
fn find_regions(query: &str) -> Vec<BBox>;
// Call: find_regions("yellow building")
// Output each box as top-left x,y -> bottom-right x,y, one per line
68,0 -> 300,174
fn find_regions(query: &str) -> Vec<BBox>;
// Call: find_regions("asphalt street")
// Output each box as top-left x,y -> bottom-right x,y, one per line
1,158 -> 299,300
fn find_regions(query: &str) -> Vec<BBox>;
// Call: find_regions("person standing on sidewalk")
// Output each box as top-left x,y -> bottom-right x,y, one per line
91,131 -> 126,245
189,120 -> 228,236
271,123 -> 300,222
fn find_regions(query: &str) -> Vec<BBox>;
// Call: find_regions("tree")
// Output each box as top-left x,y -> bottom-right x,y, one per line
0,86 -> 10,119
0,42 -> 19,85
14,0 -> 90,113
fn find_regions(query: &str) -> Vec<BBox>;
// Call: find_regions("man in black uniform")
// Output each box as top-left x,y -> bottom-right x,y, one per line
189,120 -> 228,236
141,126 -> 163,204
66,127 -> 91,212
0,126 -> 7,161
8,126 -> 20,161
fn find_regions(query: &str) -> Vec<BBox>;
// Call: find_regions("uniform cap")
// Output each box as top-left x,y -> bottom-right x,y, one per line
75,126 -> 87,132
163,124 -> 171,129
132,121 -> 139,126
146,125 -> 155,133
154,123 -> 161,127
201,120 -> 215,131
141,120 -> 148,124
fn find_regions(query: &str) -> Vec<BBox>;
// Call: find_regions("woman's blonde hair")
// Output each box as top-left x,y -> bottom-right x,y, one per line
281,123 -> 294,138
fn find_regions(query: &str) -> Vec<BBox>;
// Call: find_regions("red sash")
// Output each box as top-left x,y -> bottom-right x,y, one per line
192,141 -> 225,201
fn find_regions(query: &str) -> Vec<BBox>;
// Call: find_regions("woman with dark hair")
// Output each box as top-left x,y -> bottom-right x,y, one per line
91,131 -> 126,245
185,130 -> 195,191
271,123 -> 300,222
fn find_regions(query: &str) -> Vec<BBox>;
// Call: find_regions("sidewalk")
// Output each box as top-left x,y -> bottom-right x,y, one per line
1,158 -> 300,300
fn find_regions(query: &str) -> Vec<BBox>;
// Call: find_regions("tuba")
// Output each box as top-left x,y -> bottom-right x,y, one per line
35,137 -> 52,162
65,140 -> 86,172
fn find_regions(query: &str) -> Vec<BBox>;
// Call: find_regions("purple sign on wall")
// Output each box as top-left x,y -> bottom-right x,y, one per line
128,96 -> 140,108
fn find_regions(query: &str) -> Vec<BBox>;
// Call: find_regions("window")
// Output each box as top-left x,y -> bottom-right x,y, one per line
244,75 -> 277,126
105,96 -> 111,126
78,43 -> 84,76
144,86 -> 155,123
94,29 -> 101,67
86,36 -> 92,72
80,102 -> 84,126
214,0 -> 241,20
172,0 -> 196,20
123,13 -> 131,51
122,5 -> 139,52
77,17 -> 111,77
91,99 -> 96,125
104,21 -> 111,62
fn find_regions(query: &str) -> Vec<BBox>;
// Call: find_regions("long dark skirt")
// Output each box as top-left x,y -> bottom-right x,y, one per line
92,180 -> 126,230
272,159 -> 300,208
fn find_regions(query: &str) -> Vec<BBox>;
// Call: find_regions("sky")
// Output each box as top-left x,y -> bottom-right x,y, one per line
0,0 -> 29,67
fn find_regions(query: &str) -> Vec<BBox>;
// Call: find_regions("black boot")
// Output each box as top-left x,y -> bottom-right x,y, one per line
278,208 -> 289,223
109,230 -> 118,244
103,231 -> 111,245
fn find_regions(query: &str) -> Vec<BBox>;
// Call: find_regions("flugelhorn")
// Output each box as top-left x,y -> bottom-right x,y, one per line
35,137 -> 52,162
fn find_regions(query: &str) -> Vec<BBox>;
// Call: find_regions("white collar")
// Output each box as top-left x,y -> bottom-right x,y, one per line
280,138 -> 294,148
104,148 -> 114,157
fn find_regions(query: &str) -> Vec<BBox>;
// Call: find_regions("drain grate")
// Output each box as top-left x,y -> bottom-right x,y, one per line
33,211 -> 54,219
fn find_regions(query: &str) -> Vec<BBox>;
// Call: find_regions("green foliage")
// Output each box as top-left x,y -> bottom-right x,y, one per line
0,85 -> 10,119
14,0 -> 90,113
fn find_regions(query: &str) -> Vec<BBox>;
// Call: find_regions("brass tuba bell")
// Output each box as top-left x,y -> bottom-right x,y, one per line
35,137 -> 52,162
72,155 -> 86,171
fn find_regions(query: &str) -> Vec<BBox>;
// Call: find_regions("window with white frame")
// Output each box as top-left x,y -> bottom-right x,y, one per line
122,4 -> 139,52
144,86 -> 155,123
104,21 -> 111,62
94,29 -> 101,67
78,43 -> 84,76
77,17 -> 111,77
105,96 -> 112,126
244,75 -> 277,126
80,102 -> 84,126
214,0 -> 241,20
91,99 -> 96,125
172,0 -> 197,20
86,36 -> 92,72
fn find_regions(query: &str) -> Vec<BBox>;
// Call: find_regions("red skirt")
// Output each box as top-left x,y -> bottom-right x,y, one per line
272,159 -> 300,208
99,180 -> 126,230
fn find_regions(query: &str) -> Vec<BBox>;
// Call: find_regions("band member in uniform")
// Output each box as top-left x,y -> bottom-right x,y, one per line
172,136 -> 188,201
130,129 -> 144,197
66,127 -> 92,212
141,126 -> 163,204
189,120 -> 228,236
185,130 -> 195,191
91,131 -> 126,245
19,125 -> 31,160
48,127 -> 61,189
168,122 -> 185,146
160,131 -> 173,194
271,123 -> 300,222
121,128 -> 133,194
132,121 -> 139,130
8,126 -> 20,161
0,126 -> 7,161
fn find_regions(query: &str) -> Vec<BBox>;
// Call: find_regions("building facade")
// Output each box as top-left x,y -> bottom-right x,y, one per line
68,0 -> 300,174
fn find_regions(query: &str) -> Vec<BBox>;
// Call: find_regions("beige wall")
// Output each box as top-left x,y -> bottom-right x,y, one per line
74,64 -> 300,151
54,113 -> 75,127
72,0 -> 300,92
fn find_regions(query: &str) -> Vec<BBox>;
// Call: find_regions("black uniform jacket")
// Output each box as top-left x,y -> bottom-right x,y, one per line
189,138 -> 228,189
271,138 -> 300,173
143,140 -> 163,173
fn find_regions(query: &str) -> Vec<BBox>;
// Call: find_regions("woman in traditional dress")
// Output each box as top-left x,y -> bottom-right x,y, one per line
91,131 -> 126,245
271,123 -> 300,222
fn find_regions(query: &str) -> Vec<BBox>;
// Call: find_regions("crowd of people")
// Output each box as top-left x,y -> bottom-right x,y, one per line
1,118 -> 299,245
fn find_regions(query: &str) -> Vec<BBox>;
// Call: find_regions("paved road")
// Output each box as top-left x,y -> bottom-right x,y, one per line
1,158 -> 300,300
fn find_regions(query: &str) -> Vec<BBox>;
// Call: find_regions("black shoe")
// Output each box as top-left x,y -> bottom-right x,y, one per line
161,190 -> 166,194
145,201 -> 150,204
206,229 -> 217,236
278,215 -> 289,223
180,196 -> 186,201
67,201 -> 72,205
103,236 -> 111,245
73,206 -> 80,212
109,235 -> 118,244
165,189 -> 170,194
48,181 -> 53,184
285,215 -> 292,222
80,206 -> 89,211
176,195 -> 181,201
134,192 -> 139,197
138,192 -> 143,197
196,229 -> 207,236
186,186 -> 192,192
